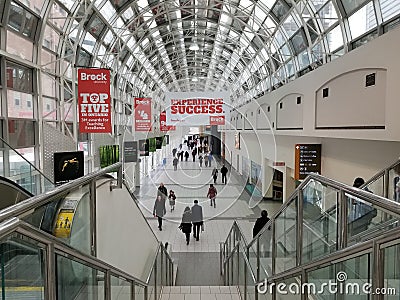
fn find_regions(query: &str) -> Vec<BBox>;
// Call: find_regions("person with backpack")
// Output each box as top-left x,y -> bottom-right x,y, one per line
204,155 -> 209,167
173,157 -> 179,171
207,184 -> 218,208
212,167 -> 218,184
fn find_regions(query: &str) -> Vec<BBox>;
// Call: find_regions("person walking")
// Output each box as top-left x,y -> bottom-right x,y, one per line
184,151 -> 189,161
173,157 -> 179,171
199,155 -> 203,167
208,152 -> 213,167
221,165 -> 228,184
153,195 -> 166,231
253,210 -> 270,238
158,183 -> 168,200
204,155 -> 209,167
168,190 -> 176,212
192,148 -> 197,162
172,148 -> 177,157
212,167 -> 218,184
207,184 -> 218,208
179,207 -> 192,245
191,200 -> 203,241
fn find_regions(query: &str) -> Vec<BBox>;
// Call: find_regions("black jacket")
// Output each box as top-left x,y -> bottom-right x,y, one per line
158,186 -> 168,199
179,211 -> 192,233
253,216 -> 270,238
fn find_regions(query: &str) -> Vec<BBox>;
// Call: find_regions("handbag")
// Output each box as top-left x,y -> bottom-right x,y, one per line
201,223 -> 204,231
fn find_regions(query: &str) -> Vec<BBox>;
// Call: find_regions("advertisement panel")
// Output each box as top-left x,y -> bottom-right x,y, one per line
139,139 -> 149,156
124,141 -> 138,163
251,161 -> 263,192
165,92 -> 229,126
78,68 -> 111,133
99,145 -> 119,168
149,138 -> 156,152
54,151 -> 84,185
134,97 -> 152,132
155,137 -> 163,149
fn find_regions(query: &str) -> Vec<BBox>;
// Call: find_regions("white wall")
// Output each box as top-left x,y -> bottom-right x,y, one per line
96,182 -> 159,281
222,26 -> 400,193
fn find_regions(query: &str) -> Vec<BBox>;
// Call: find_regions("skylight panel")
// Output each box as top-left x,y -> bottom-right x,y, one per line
100,1 -> 116,21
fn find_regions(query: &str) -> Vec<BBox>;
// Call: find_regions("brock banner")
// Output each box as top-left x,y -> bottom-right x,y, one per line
165,91 -> 229,126
134,97 -> 152,132
78,68 -> 111,133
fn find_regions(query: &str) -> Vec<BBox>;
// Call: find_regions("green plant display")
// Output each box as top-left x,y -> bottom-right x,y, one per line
99,145 -> 120,168
149,138 -> 156,152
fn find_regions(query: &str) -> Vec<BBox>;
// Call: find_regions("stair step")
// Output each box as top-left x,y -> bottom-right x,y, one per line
162,285 -> 239,294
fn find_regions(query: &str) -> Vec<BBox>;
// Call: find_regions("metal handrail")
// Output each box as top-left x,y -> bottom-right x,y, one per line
0,162 -> 122,223
0,217 -> 149,287
361,158 -> 400,189
0,136 -> 55,185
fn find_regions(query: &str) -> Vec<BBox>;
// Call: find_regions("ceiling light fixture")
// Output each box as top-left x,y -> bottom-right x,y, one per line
189,43 -> 199,51
192,77 -> 198,82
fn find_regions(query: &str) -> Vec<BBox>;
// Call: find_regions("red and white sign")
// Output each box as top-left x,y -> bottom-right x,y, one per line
160,111 -> 176,132
165,92 -> 229,126
273,162 -> 286,167
210,116 -> 225,125
78,68 -> 111,133
134,97 -> 152,132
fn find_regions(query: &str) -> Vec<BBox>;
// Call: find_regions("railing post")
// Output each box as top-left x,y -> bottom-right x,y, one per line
45,242 -> 56,300
256,237 -> 260,283
144,286 -> 148,300
297,190 -> 303,267
160,246 -> 164,286
117,165 -> 123,189
372,240 -> 383,300
105,270 -> 111,300
383,169 -> 389,199
271,216 -> 276,276
131,282 -> 135,300
338,190 -> 348,250
90,180 -> 97,257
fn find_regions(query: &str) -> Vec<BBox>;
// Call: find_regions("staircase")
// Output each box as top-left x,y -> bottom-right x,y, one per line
161,286 -> 241,300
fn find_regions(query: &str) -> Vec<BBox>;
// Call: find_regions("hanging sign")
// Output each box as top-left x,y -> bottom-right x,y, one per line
160,111 -> 176,131
78,68 -> 111,133
134,97 -> 152,132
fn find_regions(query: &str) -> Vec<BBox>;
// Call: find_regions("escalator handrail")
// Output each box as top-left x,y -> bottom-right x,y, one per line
0,136 -> 55,185
0,217 -> 149,287
0,163 -> 122,223
0,175 -> 34,198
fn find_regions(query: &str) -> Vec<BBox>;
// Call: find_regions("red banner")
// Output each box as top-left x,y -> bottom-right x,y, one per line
160,111 -> 176,132
78,69 -> 111,133
134,97 -> 152,132
210,115 -> 225,125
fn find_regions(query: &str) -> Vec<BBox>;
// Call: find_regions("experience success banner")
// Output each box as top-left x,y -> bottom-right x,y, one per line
78,68 -> 111,133
134,97 -> 152,132
165,91 -> 229,126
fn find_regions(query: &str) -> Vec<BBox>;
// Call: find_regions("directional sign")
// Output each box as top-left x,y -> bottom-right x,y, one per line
295,144 -> 321,180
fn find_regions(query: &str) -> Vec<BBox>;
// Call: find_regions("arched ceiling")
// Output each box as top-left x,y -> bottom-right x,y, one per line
10,0 -> 397,107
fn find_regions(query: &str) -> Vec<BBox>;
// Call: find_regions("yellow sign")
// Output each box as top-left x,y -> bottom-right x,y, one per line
54,210 -> 74,238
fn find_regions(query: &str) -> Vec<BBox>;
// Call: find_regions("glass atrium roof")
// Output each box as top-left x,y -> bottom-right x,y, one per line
2,0 -> 400,106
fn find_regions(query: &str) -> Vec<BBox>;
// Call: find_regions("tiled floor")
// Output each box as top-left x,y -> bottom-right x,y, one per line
135,153 -> 283,285
161,286 -> 240,300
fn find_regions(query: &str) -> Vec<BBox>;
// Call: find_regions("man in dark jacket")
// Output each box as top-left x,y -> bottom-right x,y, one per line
191,200 -> 203,241
253,210 -> 270,238
153,195 -> 166,231
221,165 -> 228,184
158,183 -> 168,200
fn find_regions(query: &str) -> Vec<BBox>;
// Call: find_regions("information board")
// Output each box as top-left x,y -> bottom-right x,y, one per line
124,141 -> 138,163
295,144 -> 322,180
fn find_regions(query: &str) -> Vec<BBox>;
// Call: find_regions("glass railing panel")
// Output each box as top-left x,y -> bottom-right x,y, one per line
163,253 -> 168,286
363,174 -> 384,197
56,254 -> 105,300
258,222 -> 273,278
232,249 -> 238,285
382,241 -> 400,299
388,163 -> 400,202
307,252 -> 371,299
0,233 -> 45,299
246,269 -> 256,300
275,198 -> 297,273
247,241 -> 258,280
347,194 -> 400,245
135,285 -> 145,300
302,181 -> 338,264
275,276 -> 301,300
111,275 -> 131,300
